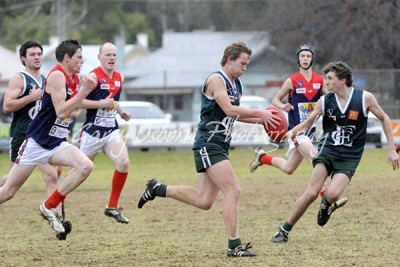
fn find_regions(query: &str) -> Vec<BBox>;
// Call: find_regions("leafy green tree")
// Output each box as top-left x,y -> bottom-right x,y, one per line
1,9 -> 52,50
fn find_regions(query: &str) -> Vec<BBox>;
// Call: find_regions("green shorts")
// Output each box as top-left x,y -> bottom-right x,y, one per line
10,136 -> 24,162
312,153 -> 360,180
193,146 -> 229,173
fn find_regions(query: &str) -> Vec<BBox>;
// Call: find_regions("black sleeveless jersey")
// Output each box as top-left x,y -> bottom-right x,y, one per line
9,71 -> 45,138
318,88 -> 368,160
193,71 -> 242,151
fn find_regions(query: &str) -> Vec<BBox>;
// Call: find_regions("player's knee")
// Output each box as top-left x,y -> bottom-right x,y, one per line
198,201 -> 214,210
226,186 -> 242,202
116,157 -> 129,172
79,160 -> 94,177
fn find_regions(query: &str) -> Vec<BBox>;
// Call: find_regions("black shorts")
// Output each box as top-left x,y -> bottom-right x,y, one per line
9,136 -> 24,162
312,153 -> 360,180
193,146 -> 229,173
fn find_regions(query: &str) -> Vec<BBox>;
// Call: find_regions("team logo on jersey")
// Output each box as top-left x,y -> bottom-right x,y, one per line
296,88 -> 306,94
313,83 -> 321,89
115,81 -> 121,87
331,125 -> 355,146
348,110 -> 359,120
100,84 -> 111,90
101,78 -> 107,83
327,109 -> 336,121
298,102 -> 316,119
229,95 -> 235,102
298,81 -> 303,87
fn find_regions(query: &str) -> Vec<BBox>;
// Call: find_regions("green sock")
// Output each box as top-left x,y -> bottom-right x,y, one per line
321,195 -> 331,207
228,238 -> 242,250
155,183 -> 167,197
281,221 -> 293,232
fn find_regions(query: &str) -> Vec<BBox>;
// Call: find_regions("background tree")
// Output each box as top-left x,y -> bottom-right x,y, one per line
0,0 -> 399,69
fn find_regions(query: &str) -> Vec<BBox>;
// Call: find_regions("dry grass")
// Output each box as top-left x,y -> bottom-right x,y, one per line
0,148 -> 399,266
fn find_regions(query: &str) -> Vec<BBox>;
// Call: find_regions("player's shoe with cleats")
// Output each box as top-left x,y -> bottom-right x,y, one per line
39,202 -> 65,233
138,178 -> 160,209
332,198 -> 348,212
227,242 -> 256,257
271,229 -> 289,243
318,197 -> 348,226
104,206 -> 129,224
56,220 -> 72,240
249,147 -> 266,173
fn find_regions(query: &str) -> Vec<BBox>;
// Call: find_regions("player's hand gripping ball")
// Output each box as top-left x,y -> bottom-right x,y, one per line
264,106 -> 288,142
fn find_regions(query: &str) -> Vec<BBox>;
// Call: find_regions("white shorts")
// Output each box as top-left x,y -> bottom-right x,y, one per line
16,138 -> 72,165
288,134 -> 312,151
79,129 -> 122,156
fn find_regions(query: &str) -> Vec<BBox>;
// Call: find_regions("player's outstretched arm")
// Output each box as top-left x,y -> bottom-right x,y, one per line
366,92 -> 399,170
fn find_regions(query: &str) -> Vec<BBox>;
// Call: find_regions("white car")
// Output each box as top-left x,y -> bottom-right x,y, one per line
117,101 -> 194,150
231,95 -> 272,147
117,101 -> 172,124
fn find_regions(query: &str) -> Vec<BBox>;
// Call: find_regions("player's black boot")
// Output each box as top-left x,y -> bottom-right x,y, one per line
56,220 -> 72,240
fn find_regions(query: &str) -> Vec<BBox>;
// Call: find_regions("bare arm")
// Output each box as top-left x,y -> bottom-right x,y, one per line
116,102 -> 131,121
47,71 -> 97,119
272,78 -> 294,112
80,94 -> 115,109
365,92 -> 399,170
3,73 -> 42,113
78,72 -> 114,109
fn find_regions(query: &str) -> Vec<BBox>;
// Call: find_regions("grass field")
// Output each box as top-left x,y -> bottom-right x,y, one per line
0,148 -> 399,266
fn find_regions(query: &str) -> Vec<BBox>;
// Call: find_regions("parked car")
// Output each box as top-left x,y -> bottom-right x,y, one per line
231,95 -> 272,147
117,101 -> 195,150
365,112 -> 384,147
239,95 -> 271,110
117,101 -> 172,123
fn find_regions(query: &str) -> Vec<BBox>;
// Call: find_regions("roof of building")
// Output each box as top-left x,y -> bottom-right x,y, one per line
123,31 -> 271,89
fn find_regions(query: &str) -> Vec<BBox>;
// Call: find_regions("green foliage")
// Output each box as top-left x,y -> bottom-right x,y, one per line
0,0 -> 156,49
1,10 -> 53,49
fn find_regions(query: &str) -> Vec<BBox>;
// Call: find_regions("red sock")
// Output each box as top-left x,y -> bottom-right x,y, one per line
260,154 -> 273,165
108,170 -> 128,208
45,189 -> 66,210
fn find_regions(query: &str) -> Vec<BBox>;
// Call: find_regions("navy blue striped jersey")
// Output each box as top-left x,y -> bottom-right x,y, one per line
82,67 -> 122,137
26,64 -> 80,149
